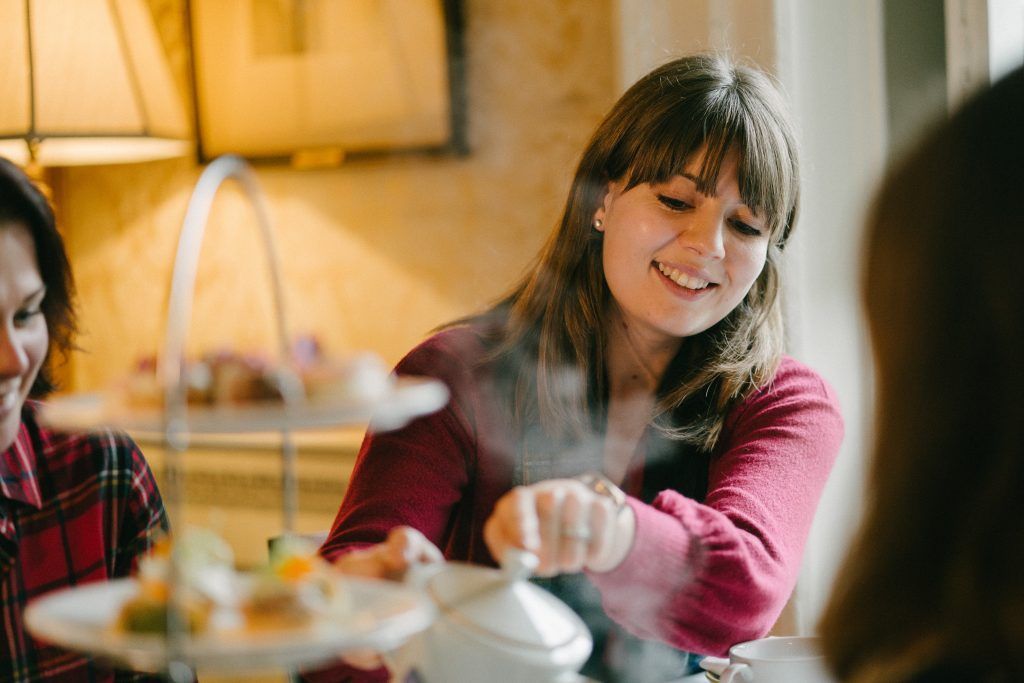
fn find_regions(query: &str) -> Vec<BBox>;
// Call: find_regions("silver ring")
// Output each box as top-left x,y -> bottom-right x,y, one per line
560,525 -> 591,541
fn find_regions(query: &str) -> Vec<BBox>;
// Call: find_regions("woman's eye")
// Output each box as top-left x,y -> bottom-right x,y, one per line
657,194 -> 692,211
14,309 -> 42,326
730,219 -> 763,237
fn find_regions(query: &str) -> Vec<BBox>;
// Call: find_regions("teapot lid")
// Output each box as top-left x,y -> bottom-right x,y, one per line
425,551 -> 589,651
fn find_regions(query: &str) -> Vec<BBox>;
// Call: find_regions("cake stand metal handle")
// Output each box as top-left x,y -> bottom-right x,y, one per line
158,154 -> 301,529
160,154 -> 292,399
157,155 -> 301,681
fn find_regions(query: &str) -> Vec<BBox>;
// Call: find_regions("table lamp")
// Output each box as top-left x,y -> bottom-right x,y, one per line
0,0 -> 191,174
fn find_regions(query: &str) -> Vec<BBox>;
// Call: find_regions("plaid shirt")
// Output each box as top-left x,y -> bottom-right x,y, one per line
1,401 -> 168,682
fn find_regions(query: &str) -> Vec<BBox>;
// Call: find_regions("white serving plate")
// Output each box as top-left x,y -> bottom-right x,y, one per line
25,576 -> 436,674
37,375 -> 448,437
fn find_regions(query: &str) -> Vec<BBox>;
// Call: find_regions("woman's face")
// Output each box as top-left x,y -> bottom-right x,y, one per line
0,222 -> 48,452
596,148 -> 769,349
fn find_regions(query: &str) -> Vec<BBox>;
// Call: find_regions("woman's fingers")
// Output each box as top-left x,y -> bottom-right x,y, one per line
557,484 -> 590,573
485,479 -> 620,576
386,526 -> 444,566
483,486 -> 540,563
333,526 -> 443,581
339,648 -> 384,671
534,486 -> 564,575
333,546 -> 392,579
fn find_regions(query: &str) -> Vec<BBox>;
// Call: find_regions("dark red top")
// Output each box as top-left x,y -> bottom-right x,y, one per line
313,326 -> 842,679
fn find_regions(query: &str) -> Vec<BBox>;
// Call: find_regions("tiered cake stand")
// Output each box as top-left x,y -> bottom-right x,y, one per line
25,156 -> 446,678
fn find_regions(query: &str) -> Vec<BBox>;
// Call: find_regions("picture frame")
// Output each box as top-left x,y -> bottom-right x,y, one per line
186,0 -> 466,165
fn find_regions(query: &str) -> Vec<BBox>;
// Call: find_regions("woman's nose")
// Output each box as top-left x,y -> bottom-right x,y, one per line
0,327 -> 29,379
680,210 -> 726,259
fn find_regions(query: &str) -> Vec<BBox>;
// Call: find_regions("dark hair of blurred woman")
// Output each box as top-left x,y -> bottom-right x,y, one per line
819,65 -> 1024,682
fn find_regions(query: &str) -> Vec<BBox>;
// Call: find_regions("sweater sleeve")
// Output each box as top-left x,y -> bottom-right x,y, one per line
586,358 -> 844,655
319,331 -> 479,563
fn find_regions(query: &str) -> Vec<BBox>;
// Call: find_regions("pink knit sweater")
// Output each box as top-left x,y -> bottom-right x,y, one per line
319,326 -> 843,657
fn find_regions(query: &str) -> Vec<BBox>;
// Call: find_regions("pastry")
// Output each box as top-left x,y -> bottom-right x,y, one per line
117,533 -> 223,635
118,529 -> 349,637
120,337 -> 392,410
240,536 -> 349,632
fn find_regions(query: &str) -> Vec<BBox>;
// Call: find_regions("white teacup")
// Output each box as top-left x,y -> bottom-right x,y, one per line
704,636 -> 835,683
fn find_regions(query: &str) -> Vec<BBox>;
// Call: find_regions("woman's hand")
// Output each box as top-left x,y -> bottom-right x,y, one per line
332,525 -> 444,581
484,479 -> 635,577
329,526 -> 443,671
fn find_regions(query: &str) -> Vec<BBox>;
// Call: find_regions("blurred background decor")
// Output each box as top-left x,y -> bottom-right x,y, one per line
187,0 -> 467,164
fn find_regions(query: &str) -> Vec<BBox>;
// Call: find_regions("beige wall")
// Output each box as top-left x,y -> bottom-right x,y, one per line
55,0 -> 616,393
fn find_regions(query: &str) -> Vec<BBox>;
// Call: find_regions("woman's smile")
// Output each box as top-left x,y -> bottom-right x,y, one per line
0,385 -> 18,418
654,260 -> 717,295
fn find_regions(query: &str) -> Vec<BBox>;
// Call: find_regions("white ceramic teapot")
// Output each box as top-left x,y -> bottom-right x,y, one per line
386,550 -> 592,682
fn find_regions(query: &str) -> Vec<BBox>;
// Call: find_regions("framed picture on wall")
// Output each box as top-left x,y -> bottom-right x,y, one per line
186,0 -> 466,165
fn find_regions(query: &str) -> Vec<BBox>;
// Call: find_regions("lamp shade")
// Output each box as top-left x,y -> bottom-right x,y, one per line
0,0 -> 191,167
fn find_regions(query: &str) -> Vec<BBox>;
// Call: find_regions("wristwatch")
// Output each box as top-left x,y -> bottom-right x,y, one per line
575,471 -> 627,512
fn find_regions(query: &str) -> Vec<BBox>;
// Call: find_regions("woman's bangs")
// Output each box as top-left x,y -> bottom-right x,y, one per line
737,128 -> 792,239
693,115 -> 740,194
737,93 -> 799,240
622,101 -> 760,201
616,84 -> 796,243
621,114 -> 704,189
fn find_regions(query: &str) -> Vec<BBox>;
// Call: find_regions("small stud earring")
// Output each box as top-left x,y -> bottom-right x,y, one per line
592,218 -> 603,230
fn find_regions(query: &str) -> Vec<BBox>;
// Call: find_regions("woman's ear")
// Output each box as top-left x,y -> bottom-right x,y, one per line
593,181 -> 620,231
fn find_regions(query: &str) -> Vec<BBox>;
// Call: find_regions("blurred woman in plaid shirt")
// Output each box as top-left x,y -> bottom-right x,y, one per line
0,157 -> 168,682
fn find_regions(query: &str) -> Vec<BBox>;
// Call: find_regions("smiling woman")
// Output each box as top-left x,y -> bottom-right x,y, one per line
308,53 -> 843,683
0,157 -> 168,682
